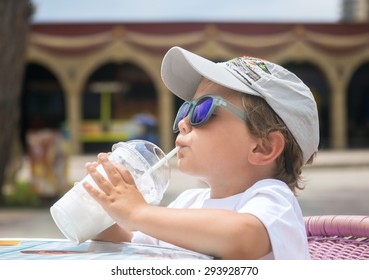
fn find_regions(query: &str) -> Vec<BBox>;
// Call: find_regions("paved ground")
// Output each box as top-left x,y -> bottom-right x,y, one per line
1,149 -> 369,238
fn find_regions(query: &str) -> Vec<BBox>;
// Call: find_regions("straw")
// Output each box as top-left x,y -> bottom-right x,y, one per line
146,146 -> 180,175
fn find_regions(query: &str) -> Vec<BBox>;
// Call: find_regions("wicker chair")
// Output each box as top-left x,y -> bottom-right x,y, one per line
304,215 -> 369,260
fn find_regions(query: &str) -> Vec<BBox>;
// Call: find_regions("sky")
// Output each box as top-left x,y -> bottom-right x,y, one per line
31,0 -> 342,23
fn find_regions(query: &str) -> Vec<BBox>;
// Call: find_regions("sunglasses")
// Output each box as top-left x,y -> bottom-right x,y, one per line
173,94 -> 249,133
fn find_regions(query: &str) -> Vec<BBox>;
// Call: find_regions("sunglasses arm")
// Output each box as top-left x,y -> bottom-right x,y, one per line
215,98 -> 249,123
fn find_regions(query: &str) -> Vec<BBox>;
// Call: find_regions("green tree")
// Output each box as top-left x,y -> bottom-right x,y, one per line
0,0 -> 33,201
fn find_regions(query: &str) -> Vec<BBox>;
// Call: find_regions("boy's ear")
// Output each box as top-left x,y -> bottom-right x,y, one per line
249,131 -> 285,166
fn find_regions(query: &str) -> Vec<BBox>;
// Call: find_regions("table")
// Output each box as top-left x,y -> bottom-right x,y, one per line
0,238 -> 212,260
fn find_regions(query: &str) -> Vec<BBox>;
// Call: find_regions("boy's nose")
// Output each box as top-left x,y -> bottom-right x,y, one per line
177,116 -> 192,134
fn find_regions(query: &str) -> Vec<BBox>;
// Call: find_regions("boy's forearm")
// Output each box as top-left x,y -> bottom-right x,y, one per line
130,206 -> 270,259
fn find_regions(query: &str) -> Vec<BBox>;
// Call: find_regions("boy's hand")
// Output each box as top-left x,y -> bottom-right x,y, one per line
82,153 -> 149,231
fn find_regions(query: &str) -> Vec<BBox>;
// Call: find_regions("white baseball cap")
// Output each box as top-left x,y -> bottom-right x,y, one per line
161,46 -> 319,164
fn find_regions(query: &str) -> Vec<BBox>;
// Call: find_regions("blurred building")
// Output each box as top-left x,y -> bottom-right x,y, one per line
342,0 -> 369,22
21,22 -> 369,155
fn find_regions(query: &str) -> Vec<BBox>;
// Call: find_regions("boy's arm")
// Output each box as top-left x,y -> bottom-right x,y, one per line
83,154 -> 271,259
130,206 -> 271,259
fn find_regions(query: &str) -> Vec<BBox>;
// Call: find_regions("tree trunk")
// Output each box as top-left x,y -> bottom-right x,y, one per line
0,0 -> 33,200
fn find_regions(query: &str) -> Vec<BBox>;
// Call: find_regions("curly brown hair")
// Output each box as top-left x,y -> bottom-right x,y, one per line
240,93 -> 316,194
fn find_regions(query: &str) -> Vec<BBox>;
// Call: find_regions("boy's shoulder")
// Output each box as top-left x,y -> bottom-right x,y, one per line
243,179 -> 294,200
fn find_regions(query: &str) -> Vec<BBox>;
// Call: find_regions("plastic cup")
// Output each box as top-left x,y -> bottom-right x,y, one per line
50,140 -> 175,244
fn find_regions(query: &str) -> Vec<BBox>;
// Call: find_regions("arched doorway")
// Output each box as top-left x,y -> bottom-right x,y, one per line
283,62 -> 330,150
82,62 -> 158,153
20,63 -> 68,198
347,63 -> 369,148
20,63 -> 66,151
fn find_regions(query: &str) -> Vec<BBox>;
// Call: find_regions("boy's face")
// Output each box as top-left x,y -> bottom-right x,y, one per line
175,79 -> 259,193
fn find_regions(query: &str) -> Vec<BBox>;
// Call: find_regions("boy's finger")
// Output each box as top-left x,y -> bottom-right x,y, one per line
83,182 -> 106,203
85,162 -> 112,195
98,154 -> 125,187
115,165 -> 136,186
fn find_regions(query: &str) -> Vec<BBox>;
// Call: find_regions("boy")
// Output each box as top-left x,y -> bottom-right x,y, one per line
83,46 -> 319,259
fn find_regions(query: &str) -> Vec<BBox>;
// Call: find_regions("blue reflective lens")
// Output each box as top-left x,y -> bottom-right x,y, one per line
191,97 -> 213,124
174,102 -> 191,130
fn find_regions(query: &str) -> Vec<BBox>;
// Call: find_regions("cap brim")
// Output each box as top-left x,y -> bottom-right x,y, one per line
161,46 -> 259,100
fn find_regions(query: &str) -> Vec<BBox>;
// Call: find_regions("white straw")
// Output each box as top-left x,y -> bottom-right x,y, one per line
147,146 -> 180,175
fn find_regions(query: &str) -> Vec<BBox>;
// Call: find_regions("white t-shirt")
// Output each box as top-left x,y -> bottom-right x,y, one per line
132,179 -> 310,260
